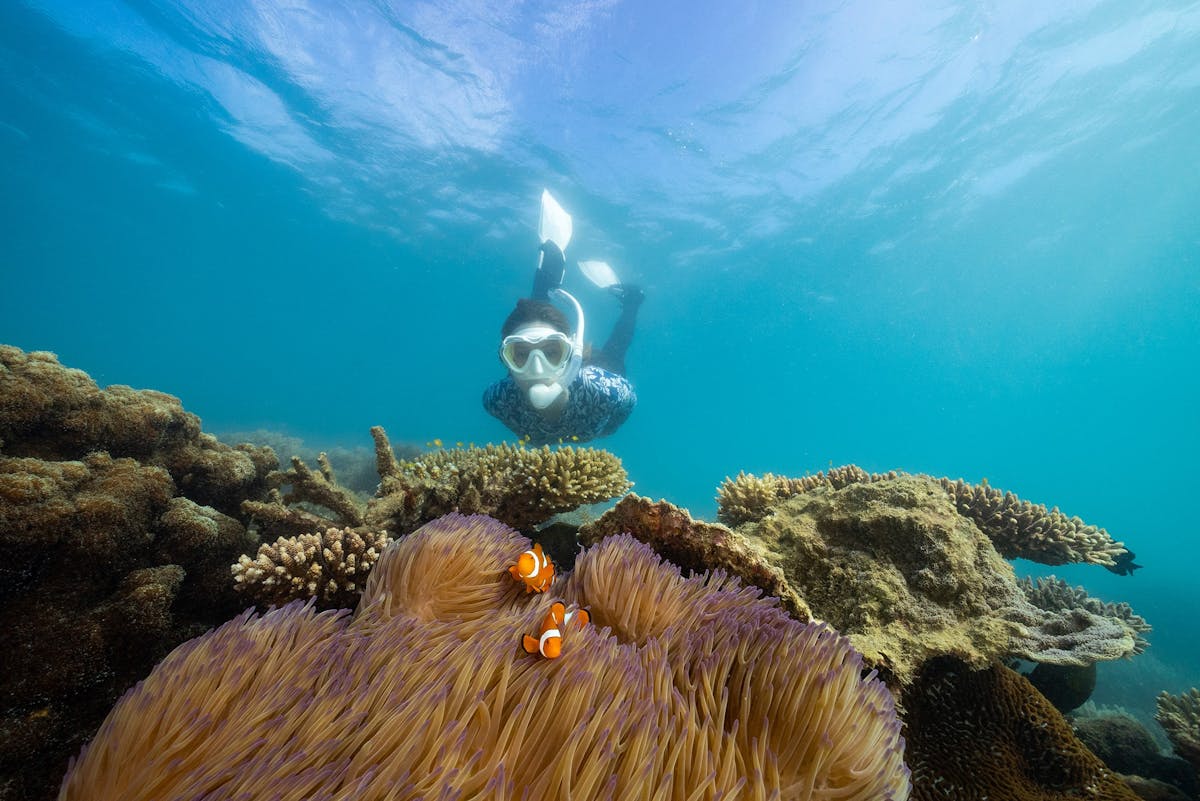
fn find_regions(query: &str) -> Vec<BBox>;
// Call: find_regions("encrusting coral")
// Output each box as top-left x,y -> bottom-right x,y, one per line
903,658 -> 1139,800
1157,688 -> 1200,771
232,526 -> 392,609
241,427 -> 631,543
61,514 -> 911,801
596,476 -> 1144,688
717,466 -> 1133,569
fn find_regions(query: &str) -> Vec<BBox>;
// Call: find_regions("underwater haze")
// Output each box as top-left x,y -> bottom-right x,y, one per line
2,0 -> 1199,716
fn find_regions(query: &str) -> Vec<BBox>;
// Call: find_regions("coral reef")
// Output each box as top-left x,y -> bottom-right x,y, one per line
0,346 -> 275,801
903,658 -> 1139,800
232,526 -> 393,609
242,426 -> 631,541
0,346 -> 274,517
367,427 -> 632,532
597,477 -> 1143,688
61,514 -> 910,801
577,494 -> 811,620
1157,689 -> 1200,770
717,466 -> 1133,569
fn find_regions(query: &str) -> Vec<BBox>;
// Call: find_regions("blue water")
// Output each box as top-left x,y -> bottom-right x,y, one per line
3,0 -> 1198,716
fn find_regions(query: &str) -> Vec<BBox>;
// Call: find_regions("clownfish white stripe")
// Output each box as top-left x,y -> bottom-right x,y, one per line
539,628 -> 561,654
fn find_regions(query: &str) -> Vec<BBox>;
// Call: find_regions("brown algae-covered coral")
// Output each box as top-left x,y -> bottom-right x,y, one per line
1157,688 -> 1200,770
62,514 -> 910,801
717,466 -> 1132,569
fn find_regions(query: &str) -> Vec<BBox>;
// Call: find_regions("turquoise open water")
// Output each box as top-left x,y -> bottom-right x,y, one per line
2,0 -> 1198,721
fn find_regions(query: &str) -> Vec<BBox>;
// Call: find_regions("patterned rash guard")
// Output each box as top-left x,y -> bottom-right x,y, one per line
483,365 -> 636,445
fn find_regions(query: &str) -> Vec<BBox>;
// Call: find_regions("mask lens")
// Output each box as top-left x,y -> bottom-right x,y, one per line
541,339 -> 568,367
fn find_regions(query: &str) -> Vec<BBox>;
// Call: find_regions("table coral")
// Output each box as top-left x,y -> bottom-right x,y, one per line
903,658 -> 1139,800
61,514 -> 911,801
717,465 -> 1132,569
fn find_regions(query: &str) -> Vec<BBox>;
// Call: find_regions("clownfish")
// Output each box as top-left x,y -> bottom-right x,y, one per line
522,601 -> 591,659
508,543 -> 554,593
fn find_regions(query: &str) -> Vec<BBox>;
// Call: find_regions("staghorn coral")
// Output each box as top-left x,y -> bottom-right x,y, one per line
578,494 -> 811,621
903,658 -> 1139,800
1020,576 -> 1151,654
1157,689 -> 1200,770
62,514 -> 910,801
232,526 -> 392,609
716,466 -> 1132,568
241,453 -> 368,540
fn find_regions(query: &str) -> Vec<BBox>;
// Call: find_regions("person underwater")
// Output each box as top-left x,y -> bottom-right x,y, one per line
483,190 -> 643,446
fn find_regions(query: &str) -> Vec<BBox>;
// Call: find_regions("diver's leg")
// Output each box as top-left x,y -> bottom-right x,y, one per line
531,241 -> 566,300
592,285 -> 643,375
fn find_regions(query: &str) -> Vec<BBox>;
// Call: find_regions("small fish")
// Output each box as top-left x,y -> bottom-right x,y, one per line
522,601 -> 591,659
433,438 -> 443,448
508,543 -> 554,593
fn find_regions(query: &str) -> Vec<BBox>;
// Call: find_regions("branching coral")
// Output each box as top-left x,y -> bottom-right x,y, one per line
903,658 -> 1139,800
63,514 -> 910,801
1157,688 -> 1200,770
717,466 -> 1132,569
232,527 -> 392,609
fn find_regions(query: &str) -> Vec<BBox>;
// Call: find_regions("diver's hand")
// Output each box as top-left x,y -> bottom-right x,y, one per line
609,283 -> 644,308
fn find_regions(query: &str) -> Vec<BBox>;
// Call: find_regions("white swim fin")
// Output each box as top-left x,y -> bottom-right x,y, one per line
579,260 -> 620,289
539,190 -> 573,253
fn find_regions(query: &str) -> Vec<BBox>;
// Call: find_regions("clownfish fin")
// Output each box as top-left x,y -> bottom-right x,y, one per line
576,608 -> 591,629
522,634 -> 540,654
549,601 -> 566,626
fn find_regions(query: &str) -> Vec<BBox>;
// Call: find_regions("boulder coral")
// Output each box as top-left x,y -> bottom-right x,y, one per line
62,514 -> 911,801
903,658 -> 1139,800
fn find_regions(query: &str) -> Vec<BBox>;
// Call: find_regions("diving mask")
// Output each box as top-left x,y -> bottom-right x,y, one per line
500,327 -> 575,374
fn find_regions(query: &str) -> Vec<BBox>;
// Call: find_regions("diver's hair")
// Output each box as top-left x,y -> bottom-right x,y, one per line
501,298 -> 571,338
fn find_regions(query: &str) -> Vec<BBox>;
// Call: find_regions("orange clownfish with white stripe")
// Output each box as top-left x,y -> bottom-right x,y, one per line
522,601 -> 591,659
508,543 -> 554,593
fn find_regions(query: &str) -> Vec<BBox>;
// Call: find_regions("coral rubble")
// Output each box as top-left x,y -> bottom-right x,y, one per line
61,514 -> 910,801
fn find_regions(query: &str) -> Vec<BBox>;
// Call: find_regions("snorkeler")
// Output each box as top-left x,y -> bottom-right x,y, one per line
483,191 -> 643,446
